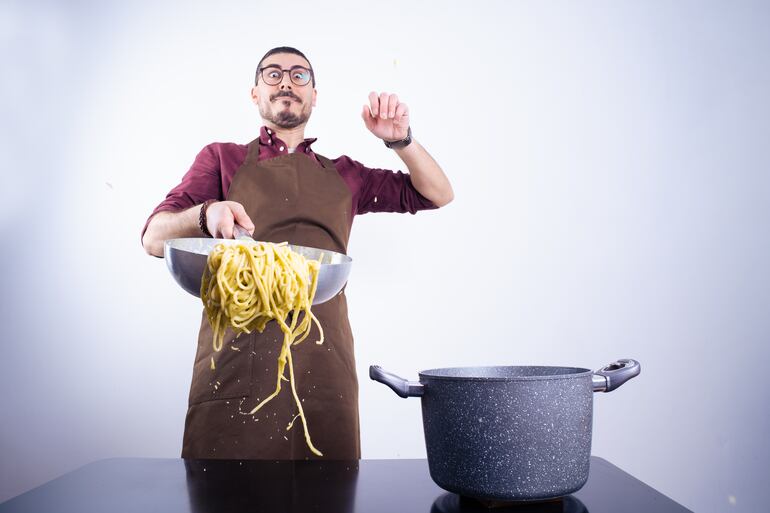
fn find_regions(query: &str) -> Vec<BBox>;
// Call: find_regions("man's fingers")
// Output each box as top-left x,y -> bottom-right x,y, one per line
379,92 -> 390,119
216,209 -> 235,239
361,105 -> 376,131
368,91 -> 379,117
368,91 -> 407,124
230,202 -> 255,234
394,102 -> 409,127
388,94 -> 398,118
220,222 -> 234,240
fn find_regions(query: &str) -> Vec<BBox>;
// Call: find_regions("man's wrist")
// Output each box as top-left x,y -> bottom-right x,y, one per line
384,126 -> 412,149
199,199 -> 217,237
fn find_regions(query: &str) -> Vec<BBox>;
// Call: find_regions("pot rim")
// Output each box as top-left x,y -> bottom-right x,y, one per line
418,365 -> 593,382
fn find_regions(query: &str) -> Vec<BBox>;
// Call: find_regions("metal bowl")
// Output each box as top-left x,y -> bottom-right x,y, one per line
164,238 -> 352,305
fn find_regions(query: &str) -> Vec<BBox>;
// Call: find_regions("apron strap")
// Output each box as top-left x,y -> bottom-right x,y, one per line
243,138 -> 261,166
314,153 -> 336,171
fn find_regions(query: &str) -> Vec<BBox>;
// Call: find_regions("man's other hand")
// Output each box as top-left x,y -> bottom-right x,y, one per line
362,91 -> 410,142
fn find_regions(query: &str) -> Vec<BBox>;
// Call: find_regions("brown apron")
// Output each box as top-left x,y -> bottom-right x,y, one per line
181,139 -> 360,460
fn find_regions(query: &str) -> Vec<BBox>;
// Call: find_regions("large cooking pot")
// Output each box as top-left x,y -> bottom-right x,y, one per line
370,359 -> 640,502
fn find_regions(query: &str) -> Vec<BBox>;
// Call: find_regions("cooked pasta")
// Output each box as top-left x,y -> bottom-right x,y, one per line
201,240 -> 325,456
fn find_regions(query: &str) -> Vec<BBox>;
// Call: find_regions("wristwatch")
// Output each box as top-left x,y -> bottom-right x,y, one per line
383,126 -> 412,149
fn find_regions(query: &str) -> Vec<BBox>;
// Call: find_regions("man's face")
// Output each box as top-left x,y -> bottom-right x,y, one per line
251,52 -> 317,130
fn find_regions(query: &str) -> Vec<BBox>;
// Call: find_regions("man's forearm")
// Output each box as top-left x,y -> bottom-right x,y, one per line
394,139 -> 454,207
142,205 -> 201,257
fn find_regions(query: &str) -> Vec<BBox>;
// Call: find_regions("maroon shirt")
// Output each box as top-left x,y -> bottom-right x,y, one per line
142,126 -> 437,240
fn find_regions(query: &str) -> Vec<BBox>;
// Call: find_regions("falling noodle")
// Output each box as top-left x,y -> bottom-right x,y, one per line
201,240 -> 325,456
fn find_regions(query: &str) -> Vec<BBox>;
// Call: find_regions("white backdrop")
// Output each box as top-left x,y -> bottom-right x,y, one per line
1,1 -> 769,512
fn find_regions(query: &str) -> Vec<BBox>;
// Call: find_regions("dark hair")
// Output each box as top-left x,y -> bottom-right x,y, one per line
255,46 -> 316,87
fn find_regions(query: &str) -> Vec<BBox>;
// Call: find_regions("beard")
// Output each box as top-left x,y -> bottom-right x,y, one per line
259,97 -> 311,129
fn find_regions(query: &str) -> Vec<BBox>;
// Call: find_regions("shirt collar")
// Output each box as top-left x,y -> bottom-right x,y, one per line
259,125 -> 318,152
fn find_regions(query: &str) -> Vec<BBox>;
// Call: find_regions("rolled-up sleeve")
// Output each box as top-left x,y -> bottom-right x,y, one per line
336,156 -> 437,215
140,144 -> 223,241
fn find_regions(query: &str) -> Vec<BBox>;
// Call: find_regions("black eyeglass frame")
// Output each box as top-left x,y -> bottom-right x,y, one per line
256,65 -> 315,87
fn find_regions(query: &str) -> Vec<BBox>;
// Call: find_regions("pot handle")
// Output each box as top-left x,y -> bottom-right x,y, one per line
592,359 -> 641,392
369,365 -> 424,398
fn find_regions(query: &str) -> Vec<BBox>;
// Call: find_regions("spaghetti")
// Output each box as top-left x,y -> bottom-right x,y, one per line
200,240 -> 325,456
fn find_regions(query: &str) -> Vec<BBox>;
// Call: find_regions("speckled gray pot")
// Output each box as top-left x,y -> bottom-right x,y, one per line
370,359 -> 640,502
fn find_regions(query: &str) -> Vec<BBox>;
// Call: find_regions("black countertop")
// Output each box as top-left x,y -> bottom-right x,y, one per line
0,456 -> 691,513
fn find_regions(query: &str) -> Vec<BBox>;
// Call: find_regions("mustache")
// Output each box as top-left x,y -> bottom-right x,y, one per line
271,92 -> 301,102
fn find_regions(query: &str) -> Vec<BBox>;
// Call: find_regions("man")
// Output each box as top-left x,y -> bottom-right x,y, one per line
141,46 -> 453,460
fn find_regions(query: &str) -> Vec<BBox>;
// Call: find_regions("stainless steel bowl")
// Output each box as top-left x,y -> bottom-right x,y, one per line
164,238 -> 352,305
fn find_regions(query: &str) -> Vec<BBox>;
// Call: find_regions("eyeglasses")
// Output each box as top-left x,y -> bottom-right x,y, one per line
258,65 -> 314,86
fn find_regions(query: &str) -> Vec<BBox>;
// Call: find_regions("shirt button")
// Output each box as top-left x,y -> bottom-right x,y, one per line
267,129 -> 272,134
305,148 -> 309,152
279,146 -> 285,151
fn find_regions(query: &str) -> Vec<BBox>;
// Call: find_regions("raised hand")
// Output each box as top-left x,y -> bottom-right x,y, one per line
361,91 -> 410,142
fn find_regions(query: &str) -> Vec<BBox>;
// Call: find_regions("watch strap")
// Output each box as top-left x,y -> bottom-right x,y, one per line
384,126 -> 412,149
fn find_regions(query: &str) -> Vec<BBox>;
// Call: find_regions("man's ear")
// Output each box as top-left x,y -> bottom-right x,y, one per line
250,86 -> 260,105
312,88 -> 317,107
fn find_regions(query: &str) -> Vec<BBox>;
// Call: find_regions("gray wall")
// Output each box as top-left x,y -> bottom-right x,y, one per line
2,1 -> 768,512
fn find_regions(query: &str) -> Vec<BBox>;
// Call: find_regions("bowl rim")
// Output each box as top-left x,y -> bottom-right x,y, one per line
164,238 -> 353,265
